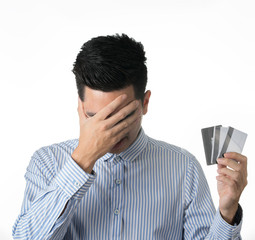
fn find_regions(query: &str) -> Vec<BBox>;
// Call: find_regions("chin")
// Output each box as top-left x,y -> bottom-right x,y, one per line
110,137 -> 129,153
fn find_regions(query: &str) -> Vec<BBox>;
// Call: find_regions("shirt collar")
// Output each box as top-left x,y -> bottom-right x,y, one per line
99,128 -> 148,163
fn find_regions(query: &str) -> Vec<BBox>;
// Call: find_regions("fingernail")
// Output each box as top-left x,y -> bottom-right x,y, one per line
217,158 -> 223,164
122,94 -> 127,100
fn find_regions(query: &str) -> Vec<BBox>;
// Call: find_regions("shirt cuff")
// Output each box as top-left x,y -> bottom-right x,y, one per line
210,206 -> 243,239
53,155 -> 96,200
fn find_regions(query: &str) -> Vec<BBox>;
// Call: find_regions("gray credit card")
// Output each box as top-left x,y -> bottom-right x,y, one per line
201,125 -> 221,165
201,126 -> 247,165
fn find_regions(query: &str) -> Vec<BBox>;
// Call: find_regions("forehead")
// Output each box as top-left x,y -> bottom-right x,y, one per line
84,85 -> 135,113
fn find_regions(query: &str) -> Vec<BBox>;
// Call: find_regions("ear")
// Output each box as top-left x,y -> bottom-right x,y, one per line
142,90 -> 151,115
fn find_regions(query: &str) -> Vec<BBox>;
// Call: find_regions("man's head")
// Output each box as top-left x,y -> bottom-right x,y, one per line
72,34 -> 151,153
72,34 -> 147,102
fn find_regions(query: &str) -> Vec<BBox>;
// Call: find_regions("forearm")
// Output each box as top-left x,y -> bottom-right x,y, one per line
13,154 -> 96,240
13,186 -> 72,240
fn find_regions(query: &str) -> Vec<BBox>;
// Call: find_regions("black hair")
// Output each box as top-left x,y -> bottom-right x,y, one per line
72,34 -> 147,101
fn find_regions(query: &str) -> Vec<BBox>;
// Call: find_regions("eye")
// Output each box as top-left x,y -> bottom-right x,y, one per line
85,112 -> 96,118
122,110 -> 135,121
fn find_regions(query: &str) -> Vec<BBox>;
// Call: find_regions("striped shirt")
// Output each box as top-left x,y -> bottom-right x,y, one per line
13,128 -> 242,239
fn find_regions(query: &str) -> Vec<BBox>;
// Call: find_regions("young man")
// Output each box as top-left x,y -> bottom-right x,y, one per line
13,34 -> 247,239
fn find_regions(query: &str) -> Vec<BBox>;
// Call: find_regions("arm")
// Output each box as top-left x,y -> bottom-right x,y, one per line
183,157 -> 243,239
13,95 -> 140,239
12,147 -> 96,240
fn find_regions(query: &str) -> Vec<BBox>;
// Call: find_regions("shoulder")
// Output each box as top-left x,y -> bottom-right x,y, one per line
145,135 -> 202,169
146,136 -> 196,160
145,136 -> 206,184
28,139 -> 79,172
34,139 -> 79,158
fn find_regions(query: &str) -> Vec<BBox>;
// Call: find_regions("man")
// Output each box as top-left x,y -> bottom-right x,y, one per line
13,34 -> 247,239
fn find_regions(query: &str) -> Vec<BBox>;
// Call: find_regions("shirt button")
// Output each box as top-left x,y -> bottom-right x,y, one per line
114,209 -> 120,215
74,182 -> 81,187
115,179 -> 122,185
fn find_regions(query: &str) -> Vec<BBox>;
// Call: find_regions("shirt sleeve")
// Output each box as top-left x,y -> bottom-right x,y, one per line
12,146 -> 96,240
183,157 -> 242,239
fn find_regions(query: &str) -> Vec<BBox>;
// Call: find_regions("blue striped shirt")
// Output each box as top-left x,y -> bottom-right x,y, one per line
13,128 -> 242,239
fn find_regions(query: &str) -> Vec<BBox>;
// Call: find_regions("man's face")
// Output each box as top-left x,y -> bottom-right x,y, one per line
82,85 -> 150,154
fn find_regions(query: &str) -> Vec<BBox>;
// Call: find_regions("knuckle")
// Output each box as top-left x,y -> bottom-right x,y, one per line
235,163 -> 241,171
226,158 -> 231,164
100,124 -> 107,131
229,181 -> 236,188
245,179 -> 248,186
105,130 -> 112,139
234,152 -> 240,159
221,158 -> 227,165
234,173 -> 240,182
122,121 -> 128,128
133,101 -> 138,108
120,112 -> 126,119
110,105 -> 117,113
236,165 -> 242,172
103,122 -> 110,130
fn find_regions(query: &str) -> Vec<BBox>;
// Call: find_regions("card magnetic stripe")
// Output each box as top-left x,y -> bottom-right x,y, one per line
212,126 -> 221,164
219,127 -> 234,158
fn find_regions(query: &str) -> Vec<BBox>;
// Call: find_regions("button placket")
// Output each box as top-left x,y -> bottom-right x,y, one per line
111,157 -> 124,239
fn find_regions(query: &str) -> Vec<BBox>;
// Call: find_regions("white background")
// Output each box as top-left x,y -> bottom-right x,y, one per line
0,0 -> 254,239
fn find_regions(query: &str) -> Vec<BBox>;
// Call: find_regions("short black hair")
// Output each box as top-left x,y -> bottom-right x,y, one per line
72,34 -> 147,101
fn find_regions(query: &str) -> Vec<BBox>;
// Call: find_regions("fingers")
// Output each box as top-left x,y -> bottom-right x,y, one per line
111,107 -> 142,135
217,152 -> 248,187
96,94 -> 128,120
112,117 -> 140,143
216,174 -> 235,185
217,152 -> 247,171
105,99 -> 139,128
77,97 -> 86,122
224,152 -> 247,165
102,105 -> 142,145
216,167 -> 247,191
217,166 -> 239,181
217,158 -> 240,171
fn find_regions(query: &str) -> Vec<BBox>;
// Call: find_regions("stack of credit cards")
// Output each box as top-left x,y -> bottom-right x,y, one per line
201,126 -> 248,165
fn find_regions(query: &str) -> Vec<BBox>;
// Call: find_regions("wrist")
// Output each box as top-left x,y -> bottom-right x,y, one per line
220,203 -> 239,225
72,147 -> 96,174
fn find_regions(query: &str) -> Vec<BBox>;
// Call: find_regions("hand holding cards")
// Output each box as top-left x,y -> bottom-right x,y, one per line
201,126 -> 247,165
